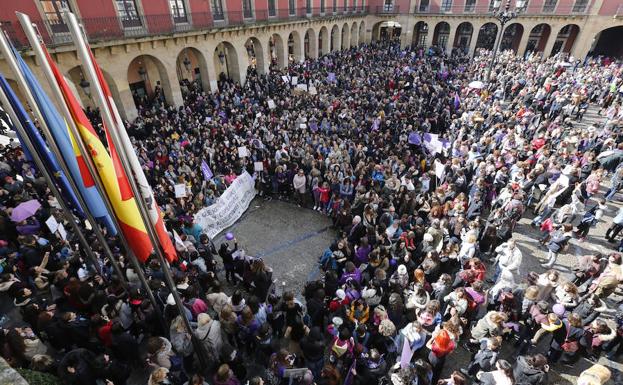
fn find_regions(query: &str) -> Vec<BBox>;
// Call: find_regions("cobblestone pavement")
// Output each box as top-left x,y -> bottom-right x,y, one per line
225,106 -> 623,384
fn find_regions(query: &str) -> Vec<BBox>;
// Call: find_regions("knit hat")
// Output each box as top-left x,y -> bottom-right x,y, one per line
378,319 -> 396,337
335,289 -> 346,300
197,313 -> 212,327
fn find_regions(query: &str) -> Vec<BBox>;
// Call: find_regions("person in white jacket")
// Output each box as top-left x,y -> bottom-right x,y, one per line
292,169 -> 307,207
492,239 -> 522,282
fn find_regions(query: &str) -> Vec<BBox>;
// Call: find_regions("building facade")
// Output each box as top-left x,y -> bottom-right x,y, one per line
0,0 -> 621,120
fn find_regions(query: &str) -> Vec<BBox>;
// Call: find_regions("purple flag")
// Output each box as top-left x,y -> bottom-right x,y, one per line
400,336 -> 414,369
371,117 -> 380,131
327,72 -> 336,83
408,132 -> 421,145
453,92 -> 461,110
344,359 -> 357,385
201,160 -> 213,181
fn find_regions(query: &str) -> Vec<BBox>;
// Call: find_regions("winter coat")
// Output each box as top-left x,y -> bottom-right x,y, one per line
471,312 -> 502,341
195,319 -> 224,362
513,356 -> 548,385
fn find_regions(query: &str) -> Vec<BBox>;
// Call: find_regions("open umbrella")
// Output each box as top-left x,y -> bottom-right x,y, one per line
468,80 -> 485,89
10,199 -> 41,222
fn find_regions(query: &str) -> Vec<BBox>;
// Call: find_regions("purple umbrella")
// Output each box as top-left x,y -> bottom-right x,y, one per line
10,199 -> 41,222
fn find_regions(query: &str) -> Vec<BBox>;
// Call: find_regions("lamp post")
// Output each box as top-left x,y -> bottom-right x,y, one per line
79,76 -> 91,98
485,0 -> 526,83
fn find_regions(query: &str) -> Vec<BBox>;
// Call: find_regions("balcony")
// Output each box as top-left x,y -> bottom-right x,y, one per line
2,7 -> 368,50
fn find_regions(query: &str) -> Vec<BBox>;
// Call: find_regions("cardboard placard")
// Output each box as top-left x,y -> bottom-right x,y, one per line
174,184 -> 187,198
237,146 -> 249,158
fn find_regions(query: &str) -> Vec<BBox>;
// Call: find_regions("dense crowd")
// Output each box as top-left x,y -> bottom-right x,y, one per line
0,39 -> 622,385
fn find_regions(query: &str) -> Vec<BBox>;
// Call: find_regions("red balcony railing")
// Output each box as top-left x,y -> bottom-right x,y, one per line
2,6 -> 368,50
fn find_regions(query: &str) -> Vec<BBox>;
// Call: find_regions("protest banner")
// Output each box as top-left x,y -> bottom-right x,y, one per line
194,172 -> 257,239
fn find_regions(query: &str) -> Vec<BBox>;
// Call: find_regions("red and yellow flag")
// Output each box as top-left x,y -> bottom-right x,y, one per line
43,45 -> 153,262
88,47 -> 177,263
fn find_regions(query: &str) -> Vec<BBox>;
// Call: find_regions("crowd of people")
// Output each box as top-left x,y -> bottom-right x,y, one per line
0,38 -> 623,385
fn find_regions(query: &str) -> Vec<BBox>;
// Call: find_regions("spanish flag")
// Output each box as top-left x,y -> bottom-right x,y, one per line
87,47 -> 177,264
42,45 -> 154,262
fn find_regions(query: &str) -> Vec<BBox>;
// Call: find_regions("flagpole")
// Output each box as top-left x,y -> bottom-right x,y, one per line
64,12 -> 210,368
0,83 -> 105,275
0,25 -> 111,278
15,14 -> 165,300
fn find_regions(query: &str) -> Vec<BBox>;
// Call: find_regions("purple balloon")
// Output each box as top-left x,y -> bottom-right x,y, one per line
225,232 -> 235,241
553,303 -> 565,316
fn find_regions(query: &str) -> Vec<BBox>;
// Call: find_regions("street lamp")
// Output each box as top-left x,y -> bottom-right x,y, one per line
79,76 -> 91,98
138,66 -> 147,81
485,0 -> 526,83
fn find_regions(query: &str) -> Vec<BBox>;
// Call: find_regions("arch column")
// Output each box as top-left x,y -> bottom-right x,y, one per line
158,57 -> 184,107
516,26 -> 533,58
400,29 -> 411,49
205,47 -> 220,91
542,28 -> 559,58
571,29 -> 593,60
100,61 -> 138,121
446,25 -> 457,55
468,28 -> 480,56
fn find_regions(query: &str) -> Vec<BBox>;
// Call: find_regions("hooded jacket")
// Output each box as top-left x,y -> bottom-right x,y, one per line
513,356 -> 547,385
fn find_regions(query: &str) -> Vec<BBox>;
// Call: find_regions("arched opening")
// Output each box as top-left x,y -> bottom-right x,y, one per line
341,23 -> 350,49
432,22 -> 450,50
500,23 -> 524,53
127,54 -> 173,108
590,26 -> 623,58
372,21 -> 401,42
213,42 -> 240,85
244,37 -> 266,75
359,21 -> 366,44
453,22 -> 473,52
319,26 -> 329,56
350,23 -> 358,47
526,24 -> 551,55
413,21 -> 429,47
176,47 -> 210,95
304,28 -> 318,59
551,24 -> 580,57
287,31 -> 302,64
475,22 -> 499,51
330,25 -> 340,51
67,66 -> 95,109
269,34 -> 285,69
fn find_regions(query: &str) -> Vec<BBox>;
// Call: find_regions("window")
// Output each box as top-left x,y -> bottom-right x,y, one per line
289,0 -> 295,15
169,0 -> 187,23
441,0 -> 452,12
242,0 -> 253,18
40,0 -> 71,33
343,0 -> 347,11
572,0 -> 588,12
211,0 -> 224,19
352,0 -> 356,11
543,0 -> 556,12
383,0 -> 393,11
464,0 -> 475,12
320,0 -> 325,13
116,0 -> 142,28
333,0 -> 337,13
488,0 -> 495,11
419,0 -> 429,12
268,0 -> 276,16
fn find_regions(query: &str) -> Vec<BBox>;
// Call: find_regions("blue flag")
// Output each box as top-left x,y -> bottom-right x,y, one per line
9,44 -> 116,234
0,74 -> 83,215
